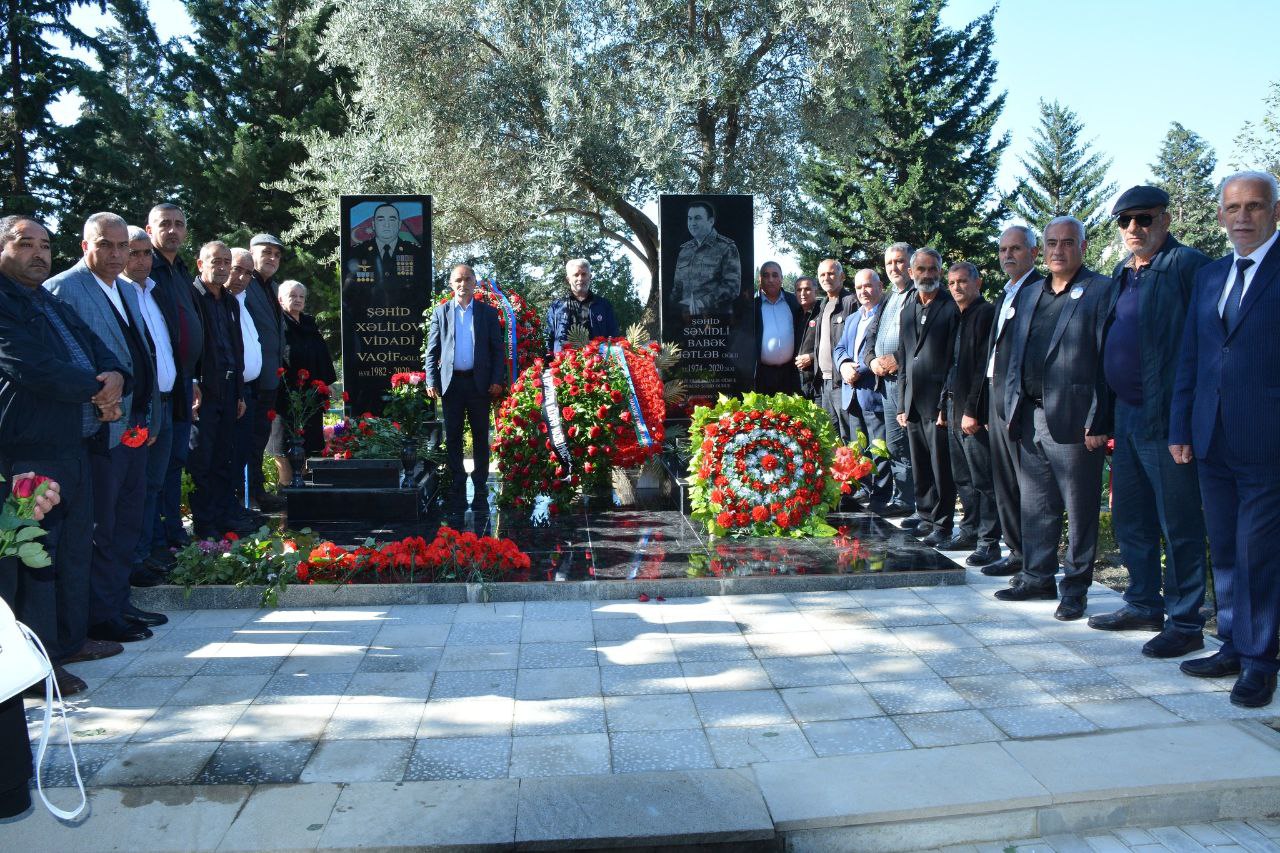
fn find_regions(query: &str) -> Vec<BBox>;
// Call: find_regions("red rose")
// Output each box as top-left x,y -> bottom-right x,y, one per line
121,426 -> 149,448
751,505 -> 769,523
266,409 -> 277,421
276,367 -> 287,377
341,391 -> 350,402
297,368 -> 310,382
716,511 -> 734,528
224,531 -> 239,541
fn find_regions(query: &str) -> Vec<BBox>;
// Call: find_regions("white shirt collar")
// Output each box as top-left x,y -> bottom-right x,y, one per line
1007,268 -> 1036,291
91,271 -> 116,290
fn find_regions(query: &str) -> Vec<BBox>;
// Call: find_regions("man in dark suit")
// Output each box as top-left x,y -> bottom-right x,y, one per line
146,203 -> 199,549
944,261 -> 999,565
45,212 -> 166,643
0,216 -> 130,692
983,226 -> 1042,577
1091,186 -> 1211,660
997,216 -> 1112,622
834,269 -> 890,506
895,248 -> 961,547
245,233 -> 288,511
1171,171 -> 1280,707
426,264 -> 505,524
798,259 -> 859,440
870,242 -> 917,521
793,276 -> 820,399
753,261 -> 803,394
188,241 -> 248,539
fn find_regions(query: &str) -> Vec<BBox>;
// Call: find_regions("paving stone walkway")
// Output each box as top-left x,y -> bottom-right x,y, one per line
981,818 -> 1280,852
16,563 -> 1277,790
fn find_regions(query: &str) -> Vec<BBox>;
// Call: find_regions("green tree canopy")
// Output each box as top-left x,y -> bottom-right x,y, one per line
1233,79 -> 1280,180
1012,98 -> 1116,267
1150,122 -> 1227,258
779,0 -> 1009,276
283,0 -> 888,326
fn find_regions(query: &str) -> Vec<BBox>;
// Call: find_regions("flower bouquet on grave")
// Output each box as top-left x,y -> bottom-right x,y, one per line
688,392 -> 882,538
282,367 -> 332,440
492,325 -> 681,513
382,371 -> 436,440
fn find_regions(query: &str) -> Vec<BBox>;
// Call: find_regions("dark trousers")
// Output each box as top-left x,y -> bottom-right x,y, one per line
851,398 -> 892,504
1016,405 -> 1104,597
818,378 -> 851,442
1111,402 -> 1207,632
88,437 -> 148,626
948,411 -> 1001,549
160,383 -> 192,545
755,362 -> 801,395
0,449 -> 92,661
1198,415 -> 1280,674
189,383 -> 238,535
249,386 -> 277,497
443,375 -> 491,511
0,695 -> 31,818
882,378 -> 914,509
135,395 -> 173,566
988,394 -> 1022,560
233,387 -> 256,508
905,413 -> 954,533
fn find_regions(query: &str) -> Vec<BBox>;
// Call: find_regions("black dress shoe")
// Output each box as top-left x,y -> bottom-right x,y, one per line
966,545 -> 1001,566
24,665 -> 86,698
88,619 -> 153,643
981,556 -> 1020,576
944,533 -> 978,551
900,514 -> 925,532
1142,628 -> 1205,659
124,605 -> 169,627
1054,595 -> 1087,621
1231,668 -> 1277,708
879,502 -> 911,518
994,581 -> 1057,602
1180,650 -> 1241,679
1086,607 -> 1164,632
921,528 -> 952,547
253,493 -> 286,512
130,566 -> 167,588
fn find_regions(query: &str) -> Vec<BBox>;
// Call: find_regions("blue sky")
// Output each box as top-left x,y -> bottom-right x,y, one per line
64,0 -> 1280,279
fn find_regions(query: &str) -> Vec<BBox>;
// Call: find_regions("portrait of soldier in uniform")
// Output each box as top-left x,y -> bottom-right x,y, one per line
670,200 -> 743,322
345,202 -> 426,316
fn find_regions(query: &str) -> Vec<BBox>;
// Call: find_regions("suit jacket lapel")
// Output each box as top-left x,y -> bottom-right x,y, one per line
1231,237 -> 1280,337
1046,279 -> 1084,360
80,264 -> 128,355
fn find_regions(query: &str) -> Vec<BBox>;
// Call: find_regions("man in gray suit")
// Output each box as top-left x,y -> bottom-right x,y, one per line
45,212 -> 165,643
983,225 -> 1042,577
996,216 -> 1112,621
425,264 -> 505,524
869,242 -> 916,521
246,233 -> 287,511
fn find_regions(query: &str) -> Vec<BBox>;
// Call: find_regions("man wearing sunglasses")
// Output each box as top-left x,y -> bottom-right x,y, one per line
1091,186 -> 1211,660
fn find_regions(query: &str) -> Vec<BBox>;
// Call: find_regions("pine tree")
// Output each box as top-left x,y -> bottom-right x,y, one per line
1151,122 -> 1227,258
781,0 -> 1009,276
1012,99 -> 1116,267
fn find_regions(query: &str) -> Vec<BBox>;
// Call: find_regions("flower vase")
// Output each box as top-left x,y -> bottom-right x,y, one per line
286,437 -> 307,488
400,439 -> 418,488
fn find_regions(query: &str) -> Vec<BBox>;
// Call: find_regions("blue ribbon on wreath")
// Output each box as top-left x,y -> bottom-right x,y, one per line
598,343 -> 653,449
487,278 -> 520,386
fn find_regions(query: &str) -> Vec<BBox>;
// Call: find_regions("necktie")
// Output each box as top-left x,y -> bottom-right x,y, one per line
1222,257 -> 1254,333
381,245 -> 393,274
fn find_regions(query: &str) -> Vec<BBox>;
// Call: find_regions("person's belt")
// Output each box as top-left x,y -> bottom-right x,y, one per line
159,392 -> 173,405
454,369 -> 475,378
223,370 -> 236,381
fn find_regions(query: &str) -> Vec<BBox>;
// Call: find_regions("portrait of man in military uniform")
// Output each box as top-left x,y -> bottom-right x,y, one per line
669,200 -> 743,322
340,195 -> 433,416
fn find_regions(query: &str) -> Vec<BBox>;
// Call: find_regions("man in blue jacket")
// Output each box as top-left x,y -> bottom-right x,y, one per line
1090,186 -> 1210,660
427,264 -> 506,524
1170,171 -> 1280,708
545,258 -> 620,355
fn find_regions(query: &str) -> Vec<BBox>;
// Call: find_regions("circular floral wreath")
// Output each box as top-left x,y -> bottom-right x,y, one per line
688,393 -> 843,537
493,337 -> 666,512
425,280 -> 543,382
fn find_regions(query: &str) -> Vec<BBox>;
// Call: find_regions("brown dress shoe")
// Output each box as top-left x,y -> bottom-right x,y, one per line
23,665 -> 87,698
62,638 -> 124,664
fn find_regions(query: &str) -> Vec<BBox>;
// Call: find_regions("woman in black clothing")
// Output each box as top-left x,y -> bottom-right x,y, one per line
268,281 -> 337,483
1,472 -> 61,819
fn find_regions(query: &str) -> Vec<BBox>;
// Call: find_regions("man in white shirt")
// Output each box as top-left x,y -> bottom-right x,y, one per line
121,226 -> 179,586
227,248 -> 265,529
753,261 -> 802,395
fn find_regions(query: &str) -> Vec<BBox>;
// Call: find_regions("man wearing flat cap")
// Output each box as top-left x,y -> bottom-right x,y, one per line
1090,186 -> 1212,659
245,234 -> 287,512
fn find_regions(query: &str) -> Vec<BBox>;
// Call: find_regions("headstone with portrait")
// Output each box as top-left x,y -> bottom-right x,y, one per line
658,194 -> 756,399
339,194 -> 433,416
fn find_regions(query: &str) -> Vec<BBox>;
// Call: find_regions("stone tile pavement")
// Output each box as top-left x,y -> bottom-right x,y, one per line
952,818 -> 1280,852
16,567 -> 1277,791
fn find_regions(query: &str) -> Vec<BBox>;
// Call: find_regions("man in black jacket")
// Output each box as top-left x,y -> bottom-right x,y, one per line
753,261 -> 803,394
895,248 -> 961,546
1089,186 -> 1211,658
944,261 -> 999,565
998,216 -> 1112,621
799,259 -> 859,439
0,216 -> 129,692
147,203 -> 199,548
793,276 -> 820,399
188,241 -> 247,539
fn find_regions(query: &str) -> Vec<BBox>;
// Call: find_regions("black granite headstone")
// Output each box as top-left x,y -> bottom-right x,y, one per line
658,194 -> 756,398
340,194 -> 433,416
